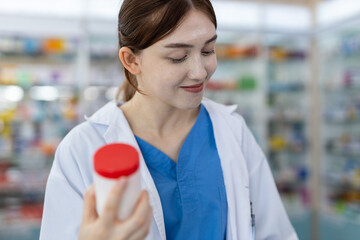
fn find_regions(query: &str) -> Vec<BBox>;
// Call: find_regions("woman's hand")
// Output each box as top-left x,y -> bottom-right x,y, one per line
78,178 -> 153,240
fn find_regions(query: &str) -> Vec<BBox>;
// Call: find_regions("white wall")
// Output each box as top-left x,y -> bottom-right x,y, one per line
0,0 -> 311,36
317,0 -> 360,26
2,0 -> 360,36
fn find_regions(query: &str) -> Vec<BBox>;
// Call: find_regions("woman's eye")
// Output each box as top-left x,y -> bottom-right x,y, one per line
170,55 -> 187,63
168,50 -> 214,63
202,50 -> 215,56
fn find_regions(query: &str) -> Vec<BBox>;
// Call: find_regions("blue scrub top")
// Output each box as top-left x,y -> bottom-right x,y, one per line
135,104 -> 227,240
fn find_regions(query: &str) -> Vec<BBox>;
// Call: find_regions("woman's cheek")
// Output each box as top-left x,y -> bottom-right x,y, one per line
166,67 -> 187,85
207,56 -> 217,77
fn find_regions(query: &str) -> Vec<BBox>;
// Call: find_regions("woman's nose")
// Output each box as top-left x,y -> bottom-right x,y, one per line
187,56 -> 207,81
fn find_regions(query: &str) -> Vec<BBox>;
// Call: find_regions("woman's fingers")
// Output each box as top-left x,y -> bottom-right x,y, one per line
81,185 -> 98,224
80,185 -> 152,240
99,178 -> 128,227
120,191 -> 153,236
126,202 -> 153,240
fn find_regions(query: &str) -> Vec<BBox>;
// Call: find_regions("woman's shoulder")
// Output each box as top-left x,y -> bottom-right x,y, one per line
51,119 -> 111,184
60,121 -> 104,147
56,101 -> 120,158
63,101 -> 121,141
54,121 -> 105,171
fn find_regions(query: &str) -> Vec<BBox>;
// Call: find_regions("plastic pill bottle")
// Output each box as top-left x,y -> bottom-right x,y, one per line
93,143 -> 141,220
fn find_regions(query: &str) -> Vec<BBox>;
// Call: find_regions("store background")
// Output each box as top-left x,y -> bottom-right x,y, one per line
0,0 -> 360,239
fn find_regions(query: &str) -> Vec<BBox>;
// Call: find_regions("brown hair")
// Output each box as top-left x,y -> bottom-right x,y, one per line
117,0 -> 217,102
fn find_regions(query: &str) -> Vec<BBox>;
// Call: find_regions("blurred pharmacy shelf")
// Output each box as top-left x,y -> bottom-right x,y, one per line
84,35 -> 124,114
205,32 -> 266,148
318,17 -> 360,240
0,36 -> 82,239
265,34 -> 311,222
0,32 -> 126,238
204,31 -> 312,239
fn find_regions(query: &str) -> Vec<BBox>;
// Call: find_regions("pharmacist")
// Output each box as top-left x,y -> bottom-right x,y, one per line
40,0 -> 298,239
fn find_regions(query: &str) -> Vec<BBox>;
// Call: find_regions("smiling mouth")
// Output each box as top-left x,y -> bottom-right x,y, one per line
181,83 -> 203,88
180,82 -> 204,93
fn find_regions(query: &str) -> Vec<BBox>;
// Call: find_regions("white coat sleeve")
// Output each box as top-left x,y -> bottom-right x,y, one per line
40,129 -> 89,240
233,114 -> 299,240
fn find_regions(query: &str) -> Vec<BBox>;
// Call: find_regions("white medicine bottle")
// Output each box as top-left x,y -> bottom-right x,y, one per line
93,143 -> 141,220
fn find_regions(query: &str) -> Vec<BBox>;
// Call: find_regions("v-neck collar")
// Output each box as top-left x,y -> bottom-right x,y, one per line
135,104 -> 207,175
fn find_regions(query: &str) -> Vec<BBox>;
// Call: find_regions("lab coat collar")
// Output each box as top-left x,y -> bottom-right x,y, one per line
86,100 -> 167,240
85,100 -> 118,126
202,97 -> 238,114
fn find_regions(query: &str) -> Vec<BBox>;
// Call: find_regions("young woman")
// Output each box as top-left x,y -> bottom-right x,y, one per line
40,0 -> 298,239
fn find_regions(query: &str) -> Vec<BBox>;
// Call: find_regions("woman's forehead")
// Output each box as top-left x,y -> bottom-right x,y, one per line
156,10 -> 216,46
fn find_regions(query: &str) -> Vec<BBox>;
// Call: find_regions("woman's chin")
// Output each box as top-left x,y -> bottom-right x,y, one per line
175,95 -> 204,110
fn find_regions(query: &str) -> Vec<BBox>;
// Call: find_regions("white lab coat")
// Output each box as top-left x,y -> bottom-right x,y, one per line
40,98 -> 298,240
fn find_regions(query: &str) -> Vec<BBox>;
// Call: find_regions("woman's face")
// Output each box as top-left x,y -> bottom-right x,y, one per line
136,9 -> 217,110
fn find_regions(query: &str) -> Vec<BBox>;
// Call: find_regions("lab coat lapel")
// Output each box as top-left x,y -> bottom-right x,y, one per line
203,98 -> 252,240
100,102 -> 166,240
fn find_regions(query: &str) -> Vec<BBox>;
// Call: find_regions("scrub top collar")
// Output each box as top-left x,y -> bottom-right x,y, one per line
134,104 -> 208,165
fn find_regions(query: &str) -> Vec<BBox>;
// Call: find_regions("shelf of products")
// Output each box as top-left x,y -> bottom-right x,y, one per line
205,33 -> 266,148
204,32 -> 312,239
0,35 -> 82,239
264,35 -> 311,218
319,19 -> 360,240
83,36 -> 124,114
205,32 -> 312,214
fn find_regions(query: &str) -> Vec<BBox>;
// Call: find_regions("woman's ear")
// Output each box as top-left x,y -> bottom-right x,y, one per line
118,47 -> 141,75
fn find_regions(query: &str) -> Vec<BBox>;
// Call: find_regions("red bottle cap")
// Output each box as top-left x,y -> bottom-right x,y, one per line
94,143 -> 139,179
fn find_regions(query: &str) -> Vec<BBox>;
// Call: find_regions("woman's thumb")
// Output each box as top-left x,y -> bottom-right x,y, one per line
82,185 -> 98,224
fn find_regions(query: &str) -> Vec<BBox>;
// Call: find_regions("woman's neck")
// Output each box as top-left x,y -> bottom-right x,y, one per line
119,93 -> 200,138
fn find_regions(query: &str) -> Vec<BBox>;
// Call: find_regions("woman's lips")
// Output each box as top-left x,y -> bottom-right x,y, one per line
180,83 -> 204,93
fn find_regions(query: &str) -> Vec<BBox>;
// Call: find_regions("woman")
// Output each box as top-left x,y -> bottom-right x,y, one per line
40,0 -> 298,239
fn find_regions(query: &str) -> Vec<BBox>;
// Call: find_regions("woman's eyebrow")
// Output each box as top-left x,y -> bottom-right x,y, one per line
164,34 -> 218,48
